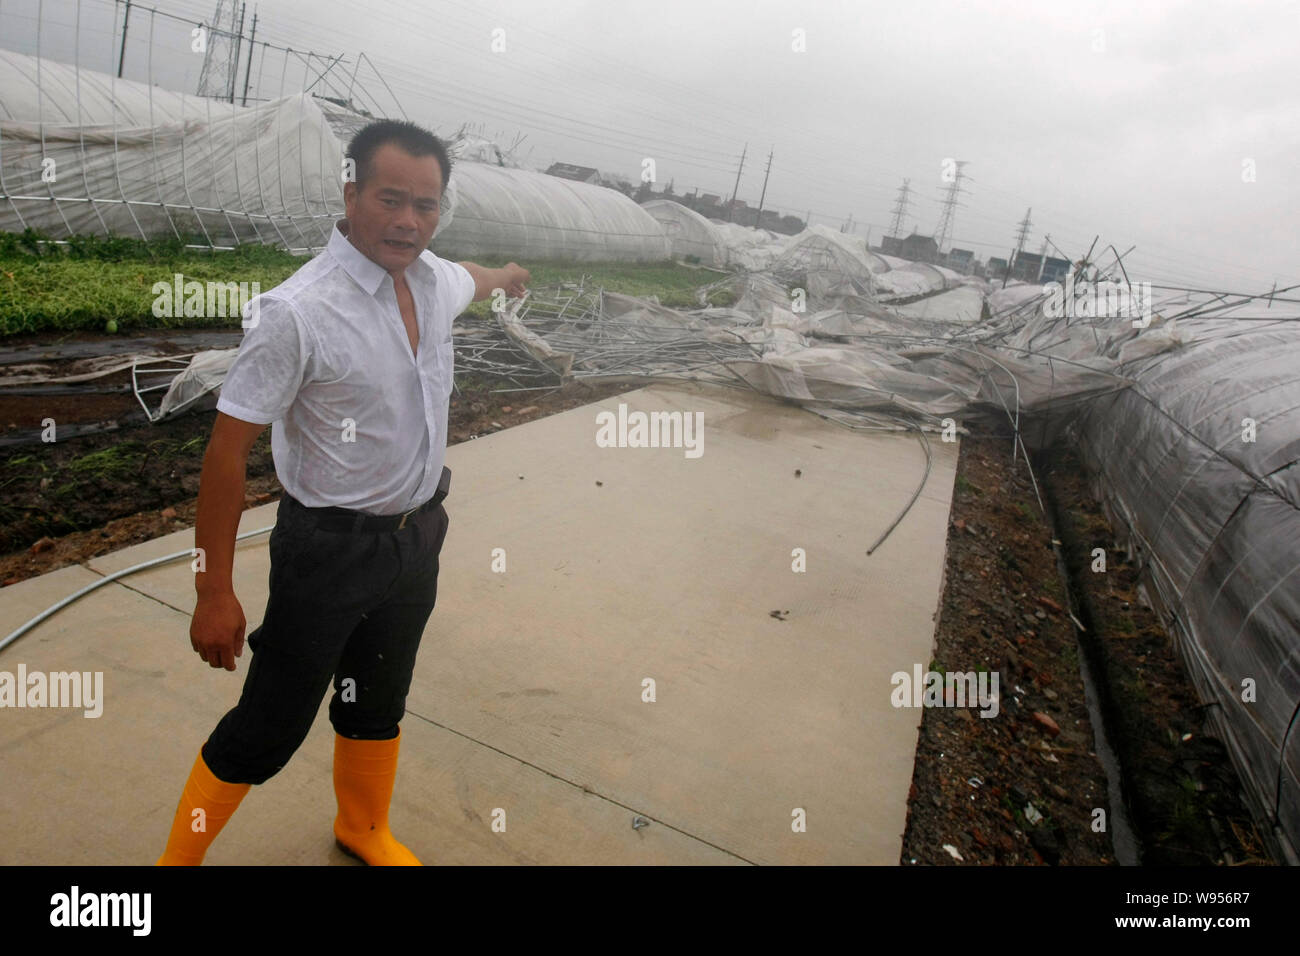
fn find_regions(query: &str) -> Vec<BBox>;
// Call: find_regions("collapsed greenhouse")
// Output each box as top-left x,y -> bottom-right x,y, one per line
0,50 -> 670,260
131,265 -> 1300,866
2,47 -> 1298,865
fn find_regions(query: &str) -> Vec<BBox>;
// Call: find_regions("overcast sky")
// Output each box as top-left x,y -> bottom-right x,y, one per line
3,0 -> 1297,292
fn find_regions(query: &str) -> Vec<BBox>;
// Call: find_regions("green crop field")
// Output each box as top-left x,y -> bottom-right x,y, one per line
0,230 -> 735,337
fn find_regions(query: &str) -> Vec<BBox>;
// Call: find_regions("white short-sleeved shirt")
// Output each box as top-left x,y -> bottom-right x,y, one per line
216,220 -> 476,515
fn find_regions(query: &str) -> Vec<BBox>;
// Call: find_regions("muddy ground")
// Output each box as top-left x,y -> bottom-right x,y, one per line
899,433 -> 1269,866
0,339 -> 1273,866
1040,445 -> 1269,865
0,339 -> 630,582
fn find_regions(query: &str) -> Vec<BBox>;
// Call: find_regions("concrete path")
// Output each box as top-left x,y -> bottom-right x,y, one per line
0,382 -> 957,864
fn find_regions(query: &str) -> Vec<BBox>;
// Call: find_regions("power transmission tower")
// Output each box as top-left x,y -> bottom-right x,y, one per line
887,179 -> 912,238
1012,207 -> 1033,252
933,160 -> 968,252
196,0 -> 241,99
727,143 -> 747,223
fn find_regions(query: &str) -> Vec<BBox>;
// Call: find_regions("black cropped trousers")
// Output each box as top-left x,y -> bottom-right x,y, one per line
201,484 -> 450,785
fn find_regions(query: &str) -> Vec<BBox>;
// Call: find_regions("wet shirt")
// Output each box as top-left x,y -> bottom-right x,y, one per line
216,220 -> 475,515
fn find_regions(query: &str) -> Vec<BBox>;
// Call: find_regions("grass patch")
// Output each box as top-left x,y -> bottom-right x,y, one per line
56,436 -> 206,483
65,443 -> 147,480
0,230 -> 303,336
2,232 -> 735,337
453,256 -> 723,319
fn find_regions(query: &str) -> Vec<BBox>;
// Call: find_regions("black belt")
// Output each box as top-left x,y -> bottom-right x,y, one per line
285,466 -> 450,534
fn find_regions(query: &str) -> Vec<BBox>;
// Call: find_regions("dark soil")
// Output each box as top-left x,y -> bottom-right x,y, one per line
1040,444 -> 1269,865
0,347 -> 631,584
899,432 -> 1271,866
900,434 -> 1113,865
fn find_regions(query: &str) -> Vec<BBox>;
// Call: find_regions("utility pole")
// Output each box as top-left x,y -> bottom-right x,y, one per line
240,7 -> 258,105
229,1 -> 245,102
1001,247 -> 1016,289
727,143 -> 747,223
117,0 -> 132,78
753,147 -> 774,230
887,178 -> 912,238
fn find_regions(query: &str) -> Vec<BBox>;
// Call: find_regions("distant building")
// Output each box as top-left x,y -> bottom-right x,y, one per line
898,233 -> 940,264
1012,251 -> 1043,282
946,248 -> 974,274
879,235 -> 903,256
987,256 -> 1008,277
1040,256 -> 1071,285
545,162 -> 601,184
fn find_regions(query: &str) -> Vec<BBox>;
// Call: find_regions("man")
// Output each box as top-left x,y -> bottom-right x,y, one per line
156,120 -> 529,865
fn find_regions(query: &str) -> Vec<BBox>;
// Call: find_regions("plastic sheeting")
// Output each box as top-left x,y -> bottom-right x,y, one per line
432,162 -> 671,263
1,90 -> 344,251
892,285 -> 985,324
874,262 -> 943,298
0,49 -> 229,124
0,51 -> 354,251
640,199 -> 728,267
770,224 -> 887,297
156,348 -> 237,418
1069,316 -> 1300,863
0,51 -> 666,261
709,219 -> 789,271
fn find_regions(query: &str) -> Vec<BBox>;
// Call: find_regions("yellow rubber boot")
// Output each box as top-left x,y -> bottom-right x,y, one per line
156,749 -> 251,865
333,729 -> 422,865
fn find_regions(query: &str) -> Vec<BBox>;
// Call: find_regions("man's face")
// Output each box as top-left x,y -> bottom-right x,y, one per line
343,142 -> 443,275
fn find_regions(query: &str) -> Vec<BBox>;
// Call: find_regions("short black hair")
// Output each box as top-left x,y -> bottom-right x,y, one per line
346,120 -> 451,194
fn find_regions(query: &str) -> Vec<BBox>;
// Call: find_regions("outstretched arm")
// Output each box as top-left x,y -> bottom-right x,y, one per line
458,261 -> 530,302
